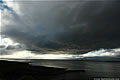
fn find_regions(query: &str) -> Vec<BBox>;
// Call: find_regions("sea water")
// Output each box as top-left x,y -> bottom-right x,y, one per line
30,60 -> 120,77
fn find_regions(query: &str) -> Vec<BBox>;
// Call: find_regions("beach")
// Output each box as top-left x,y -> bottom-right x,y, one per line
0,60 -> 120,80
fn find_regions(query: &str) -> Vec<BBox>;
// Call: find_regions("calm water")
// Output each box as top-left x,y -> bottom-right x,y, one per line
30,60 -> 120,77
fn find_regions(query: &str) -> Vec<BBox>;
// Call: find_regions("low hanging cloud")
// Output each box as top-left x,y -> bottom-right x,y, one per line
1,0 -> 120,53
82,48 -> 120,57
0,35 -> 25,55
1,48 -> 120,61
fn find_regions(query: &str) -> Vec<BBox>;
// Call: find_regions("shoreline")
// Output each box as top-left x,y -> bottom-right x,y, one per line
0,60 -> 86,80
1,58 -> 120,62
0,60 -> 120,80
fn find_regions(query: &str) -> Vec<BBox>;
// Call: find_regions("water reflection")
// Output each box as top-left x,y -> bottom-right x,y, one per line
31,60 -> 120,77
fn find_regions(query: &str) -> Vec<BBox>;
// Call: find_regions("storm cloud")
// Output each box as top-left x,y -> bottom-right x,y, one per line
1,0 -> 120,51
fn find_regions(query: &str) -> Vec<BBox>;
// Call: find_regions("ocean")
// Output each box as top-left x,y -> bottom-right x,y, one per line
30,60 -> 120,77
0,59 -> 120,80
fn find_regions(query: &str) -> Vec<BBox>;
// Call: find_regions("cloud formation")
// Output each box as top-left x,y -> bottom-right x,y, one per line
1,0 -> 120,52
1,48 -> 120,61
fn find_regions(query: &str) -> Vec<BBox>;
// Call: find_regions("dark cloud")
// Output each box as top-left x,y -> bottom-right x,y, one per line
56,0 -> 120,49
2,0 -> 120,51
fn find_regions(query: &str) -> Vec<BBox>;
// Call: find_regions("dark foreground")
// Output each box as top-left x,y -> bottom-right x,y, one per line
0,60 -> 87,80
1,60 -> 120,80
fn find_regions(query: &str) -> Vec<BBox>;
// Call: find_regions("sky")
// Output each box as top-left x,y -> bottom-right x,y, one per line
0,0 -> 120,60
